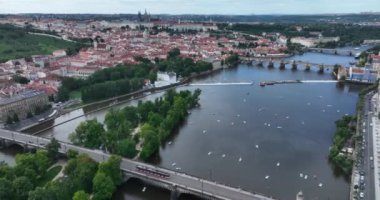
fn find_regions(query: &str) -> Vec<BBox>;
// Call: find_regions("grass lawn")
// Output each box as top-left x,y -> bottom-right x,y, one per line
37,165 -> 63,187
69,90 -> 82,100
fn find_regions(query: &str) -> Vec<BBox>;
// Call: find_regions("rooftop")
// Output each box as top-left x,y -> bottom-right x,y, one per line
0,90 -> 46,106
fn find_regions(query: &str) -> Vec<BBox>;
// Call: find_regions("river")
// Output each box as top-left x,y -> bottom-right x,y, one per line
1,52 -> 364,199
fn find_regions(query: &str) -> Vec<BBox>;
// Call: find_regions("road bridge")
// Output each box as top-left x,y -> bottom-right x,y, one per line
0,129 -> 275,200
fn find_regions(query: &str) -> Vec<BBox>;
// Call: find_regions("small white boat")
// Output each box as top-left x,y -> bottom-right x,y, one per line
203,130 -> 207,134
231,122 -> 234,125
265,175 -> 270,180
142,187 -> 146,192
337,110 -> 340,113
327,105 -> 332,107
304,175 -> 308,179
276,162 -> 280,167
175,167 -> 181,170
285,116 -> 290,119
222,154 -> 226,158
168,141 -> 172,145
217,119 -> 220,123
208,152 -> 212,156
238,157 -> 242,162
277,126 -> 282,129
172,162 -> 176,166
255,145 -> 259,149
300,173 -> 304,178
318,183 -> 323,187
243,121 -> 247,124
267,123 -> 271,127
264,122 -> 267,126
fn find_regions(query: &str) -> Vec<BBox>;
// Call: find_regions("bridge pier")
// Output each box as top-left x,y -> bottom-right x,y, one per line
291,61 -> 297,70
267,60 -> 274,68
318,65 -> 324,73
257,60 -> 263,67
0,139 -> 5,149
305,64 -> 311,71
170,185 -> 180,200
279,61 -> 286,70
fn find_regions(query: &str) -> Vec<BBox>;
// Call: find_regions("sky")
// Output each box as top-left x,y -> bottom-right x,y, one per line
0,0 -> 379,15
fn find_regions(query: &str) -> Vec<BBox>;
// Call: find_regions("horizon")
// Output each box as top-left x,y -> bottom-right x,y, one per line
0,0 -> 379,15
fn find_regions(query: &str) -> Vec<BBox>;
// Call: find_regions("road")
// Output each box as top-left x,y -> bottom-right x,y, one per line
356,91 -> 376,200
0,129 -> 274,200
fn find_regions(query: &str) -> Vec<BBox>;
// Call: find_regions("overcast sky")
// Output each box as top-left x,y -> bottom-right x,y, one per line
0,0 -> 379,15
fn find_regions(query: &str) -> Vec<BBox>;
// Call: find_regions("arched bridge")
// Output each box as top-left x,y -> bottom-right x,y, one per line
0,129 -> 275,200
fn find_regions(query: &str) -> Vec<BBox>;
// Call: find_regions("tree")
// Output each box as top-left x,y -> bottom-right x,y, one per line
64,154 -> 98,193
167,48 -> 180,59
92,172 -> 115,200
117,139 -> 138,158
13,176 -> 33,200
6,115 -> 13,124
13,113 -> 19,123
72,190 -> 90,200
0,178 -> 13,200
27,111 -> 33,118
69,119 -> 105,148
46,138 -> 61,162
98,155 -> 122,186
57,86 -> 70,102
28,186 -> 55,200
13,75 -> 30,84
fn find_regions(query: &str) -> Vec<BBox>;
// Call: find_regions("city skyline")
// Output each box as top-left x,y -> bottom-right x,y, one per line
0,0 -> 380,15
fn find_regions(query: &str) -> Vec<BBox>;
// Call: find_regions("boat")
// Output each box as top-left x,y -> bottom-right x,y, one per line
265,175 -> 270,180
260,82 -> 266,87
238,157 -> 242,162
276,162 -> 280,167
38,118 -> 45,122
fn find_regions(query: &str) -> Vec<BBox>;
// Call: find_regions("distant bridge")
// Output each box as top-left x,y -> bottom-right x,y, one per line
0,129 -> 275,200
307,48 -> 358,56
189,80 -> 338,87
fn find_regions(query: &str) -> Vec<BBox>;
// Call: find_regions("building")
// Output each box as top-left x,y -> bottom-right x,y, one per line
154,71 -> 177,87
0,90 -> 49,122
290,37 -> 316,48
348,67 -> 377,83
60,66 -> 99,78
52,49 -> 67,58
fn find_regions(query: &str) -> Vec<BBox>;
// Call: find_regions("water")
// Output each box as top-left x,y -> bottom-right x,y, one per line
1,53 -> 364,199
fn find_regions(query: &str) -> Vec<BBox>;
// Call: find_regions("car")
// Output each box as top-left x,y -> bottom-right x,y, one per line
370,156 -> 373,161
359,192 -> 364,198
360,184 -> 365,190
360,175 -> 365,181
359,171 -> 365,175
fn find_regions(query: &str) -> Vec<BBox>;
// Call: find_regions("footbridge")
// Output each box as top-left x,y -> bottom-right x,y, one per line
0,129 -> 275,200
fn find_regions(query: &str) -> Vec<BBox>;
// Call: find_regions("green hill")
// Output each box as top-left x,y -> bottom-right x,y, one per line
0,24 -> 86,62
